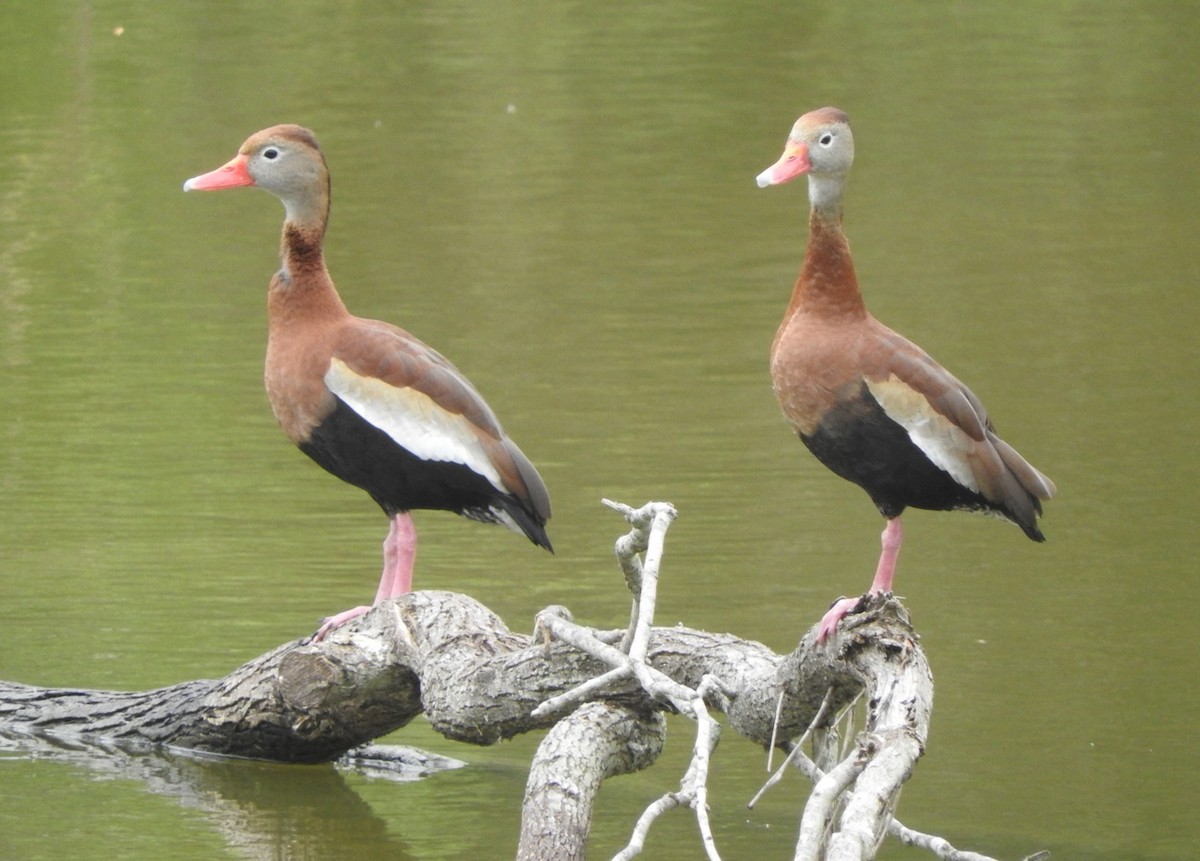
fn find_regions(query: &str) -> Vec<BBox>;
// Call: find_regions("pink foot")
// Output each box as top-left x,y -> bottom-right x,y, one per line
311,513 -> 419,642
815,518 -> 904,644
816,597 -> 862,643
312,605 -> 373,641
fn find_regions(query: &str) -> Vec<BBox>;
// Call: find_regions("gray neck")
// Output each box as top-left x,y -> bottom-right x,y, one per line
807,174 -> 845,222
281,195 -> 326,230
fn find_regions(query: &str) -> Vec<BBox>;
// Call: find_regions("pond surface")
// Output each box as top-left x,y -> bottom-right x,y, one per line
1,3 -> 1197,859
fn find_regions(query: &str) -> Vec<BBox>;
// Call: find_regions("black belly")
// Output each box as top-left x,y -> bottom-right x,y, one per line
298,396 -> 549,547
800,384 -> 993,520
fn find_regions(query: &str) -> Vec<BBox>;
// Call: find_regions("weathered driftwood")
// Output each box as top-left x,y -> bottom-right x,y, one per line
518,701 -> 666,861
0,591 -> 885,760
0,501 -> 981,860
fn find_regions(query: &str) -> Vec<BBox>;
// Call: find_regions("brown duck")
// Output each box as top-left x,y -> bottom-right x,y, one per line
757,107 -> 1054,641
185,125 -> 552,639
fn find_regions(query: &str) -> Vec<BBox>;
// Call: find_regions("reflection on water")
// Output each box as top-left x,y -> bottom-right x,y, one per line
0,737 -> 405,858
1,3 -> 1197,860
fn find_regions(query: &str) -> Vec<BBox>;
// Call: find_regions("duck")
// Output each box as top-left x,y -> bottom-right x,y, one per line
184,124 -> 552,640
756,107 -> 1054,642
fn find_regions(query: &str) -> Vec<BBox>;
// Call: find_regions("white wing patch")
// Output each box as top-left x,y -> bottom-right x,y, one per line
866,376 -> 981,493
325,357 -> 507,493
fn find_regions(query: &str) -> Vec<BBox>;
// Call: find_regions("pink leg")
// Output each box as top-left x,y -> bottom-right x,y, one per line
868,517 -> 903,594
313,513 -> 418,641
375,512 -> 417,602
816,518 -> 904,643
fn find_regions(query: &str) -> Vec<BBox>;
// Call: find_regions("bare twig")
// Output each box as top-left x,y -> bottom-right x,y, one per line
749,685 -> 840,809
614,696 -> 725,861
888,820 -> 1049,861
768,689 -> 787,770
0,499 -> 1038,861
527,612 -> 683,719
759,720 -> 1036,861
602,497 -> 647,656
685,676 -> 728,859
794,741 -> 868,861
603,498 -> 676,656
596,501 -> 728,860
531,666 -> 632,719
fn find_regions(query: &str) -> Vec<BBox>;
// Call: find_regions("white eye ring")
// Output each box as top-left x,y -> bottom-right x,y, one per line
818,133 -> 834,147
262,147 -> 281,160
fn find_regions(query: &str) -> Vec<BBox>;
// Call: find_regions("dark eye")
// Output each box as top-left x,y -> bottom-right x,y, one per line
819,133 -> 834,146
263,147 -> 280,160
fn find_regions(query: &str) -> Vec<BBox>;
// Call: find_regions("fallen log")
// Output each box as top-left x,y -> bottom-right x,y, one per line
1,501 -> 1003,860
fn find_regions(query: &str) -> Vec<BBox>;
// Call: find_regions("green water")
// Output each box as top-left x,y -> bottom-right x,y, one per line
1,2 -> 1196,859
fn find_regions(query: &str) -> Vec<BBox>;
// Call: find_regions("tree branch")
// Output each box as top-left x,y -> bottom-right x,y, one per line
517,701 -> 666,861
0,499 -> 1040,861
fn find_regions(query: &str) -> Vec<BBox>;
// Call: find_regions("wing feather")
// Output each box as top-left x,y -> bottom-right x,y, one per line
863,324 -> 1054,514
324,320 -> 539,504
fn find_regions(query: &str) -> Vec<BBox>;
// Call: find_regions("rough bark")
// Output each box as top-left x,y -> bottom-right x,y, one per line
0,623 -> 422,762
790,599 -> 932,861
0,501 -> 963,860
0,591 -> 879,759
517,701 -> 666,861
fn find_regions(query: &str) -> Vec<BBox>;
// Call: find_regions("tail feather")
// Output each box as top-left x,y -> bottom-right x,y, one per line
987,432 -> 1054,542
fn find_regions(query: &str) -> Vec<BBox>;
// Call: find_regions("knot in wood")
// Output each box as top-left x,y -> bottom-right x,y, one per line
277,651 -> 345,710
